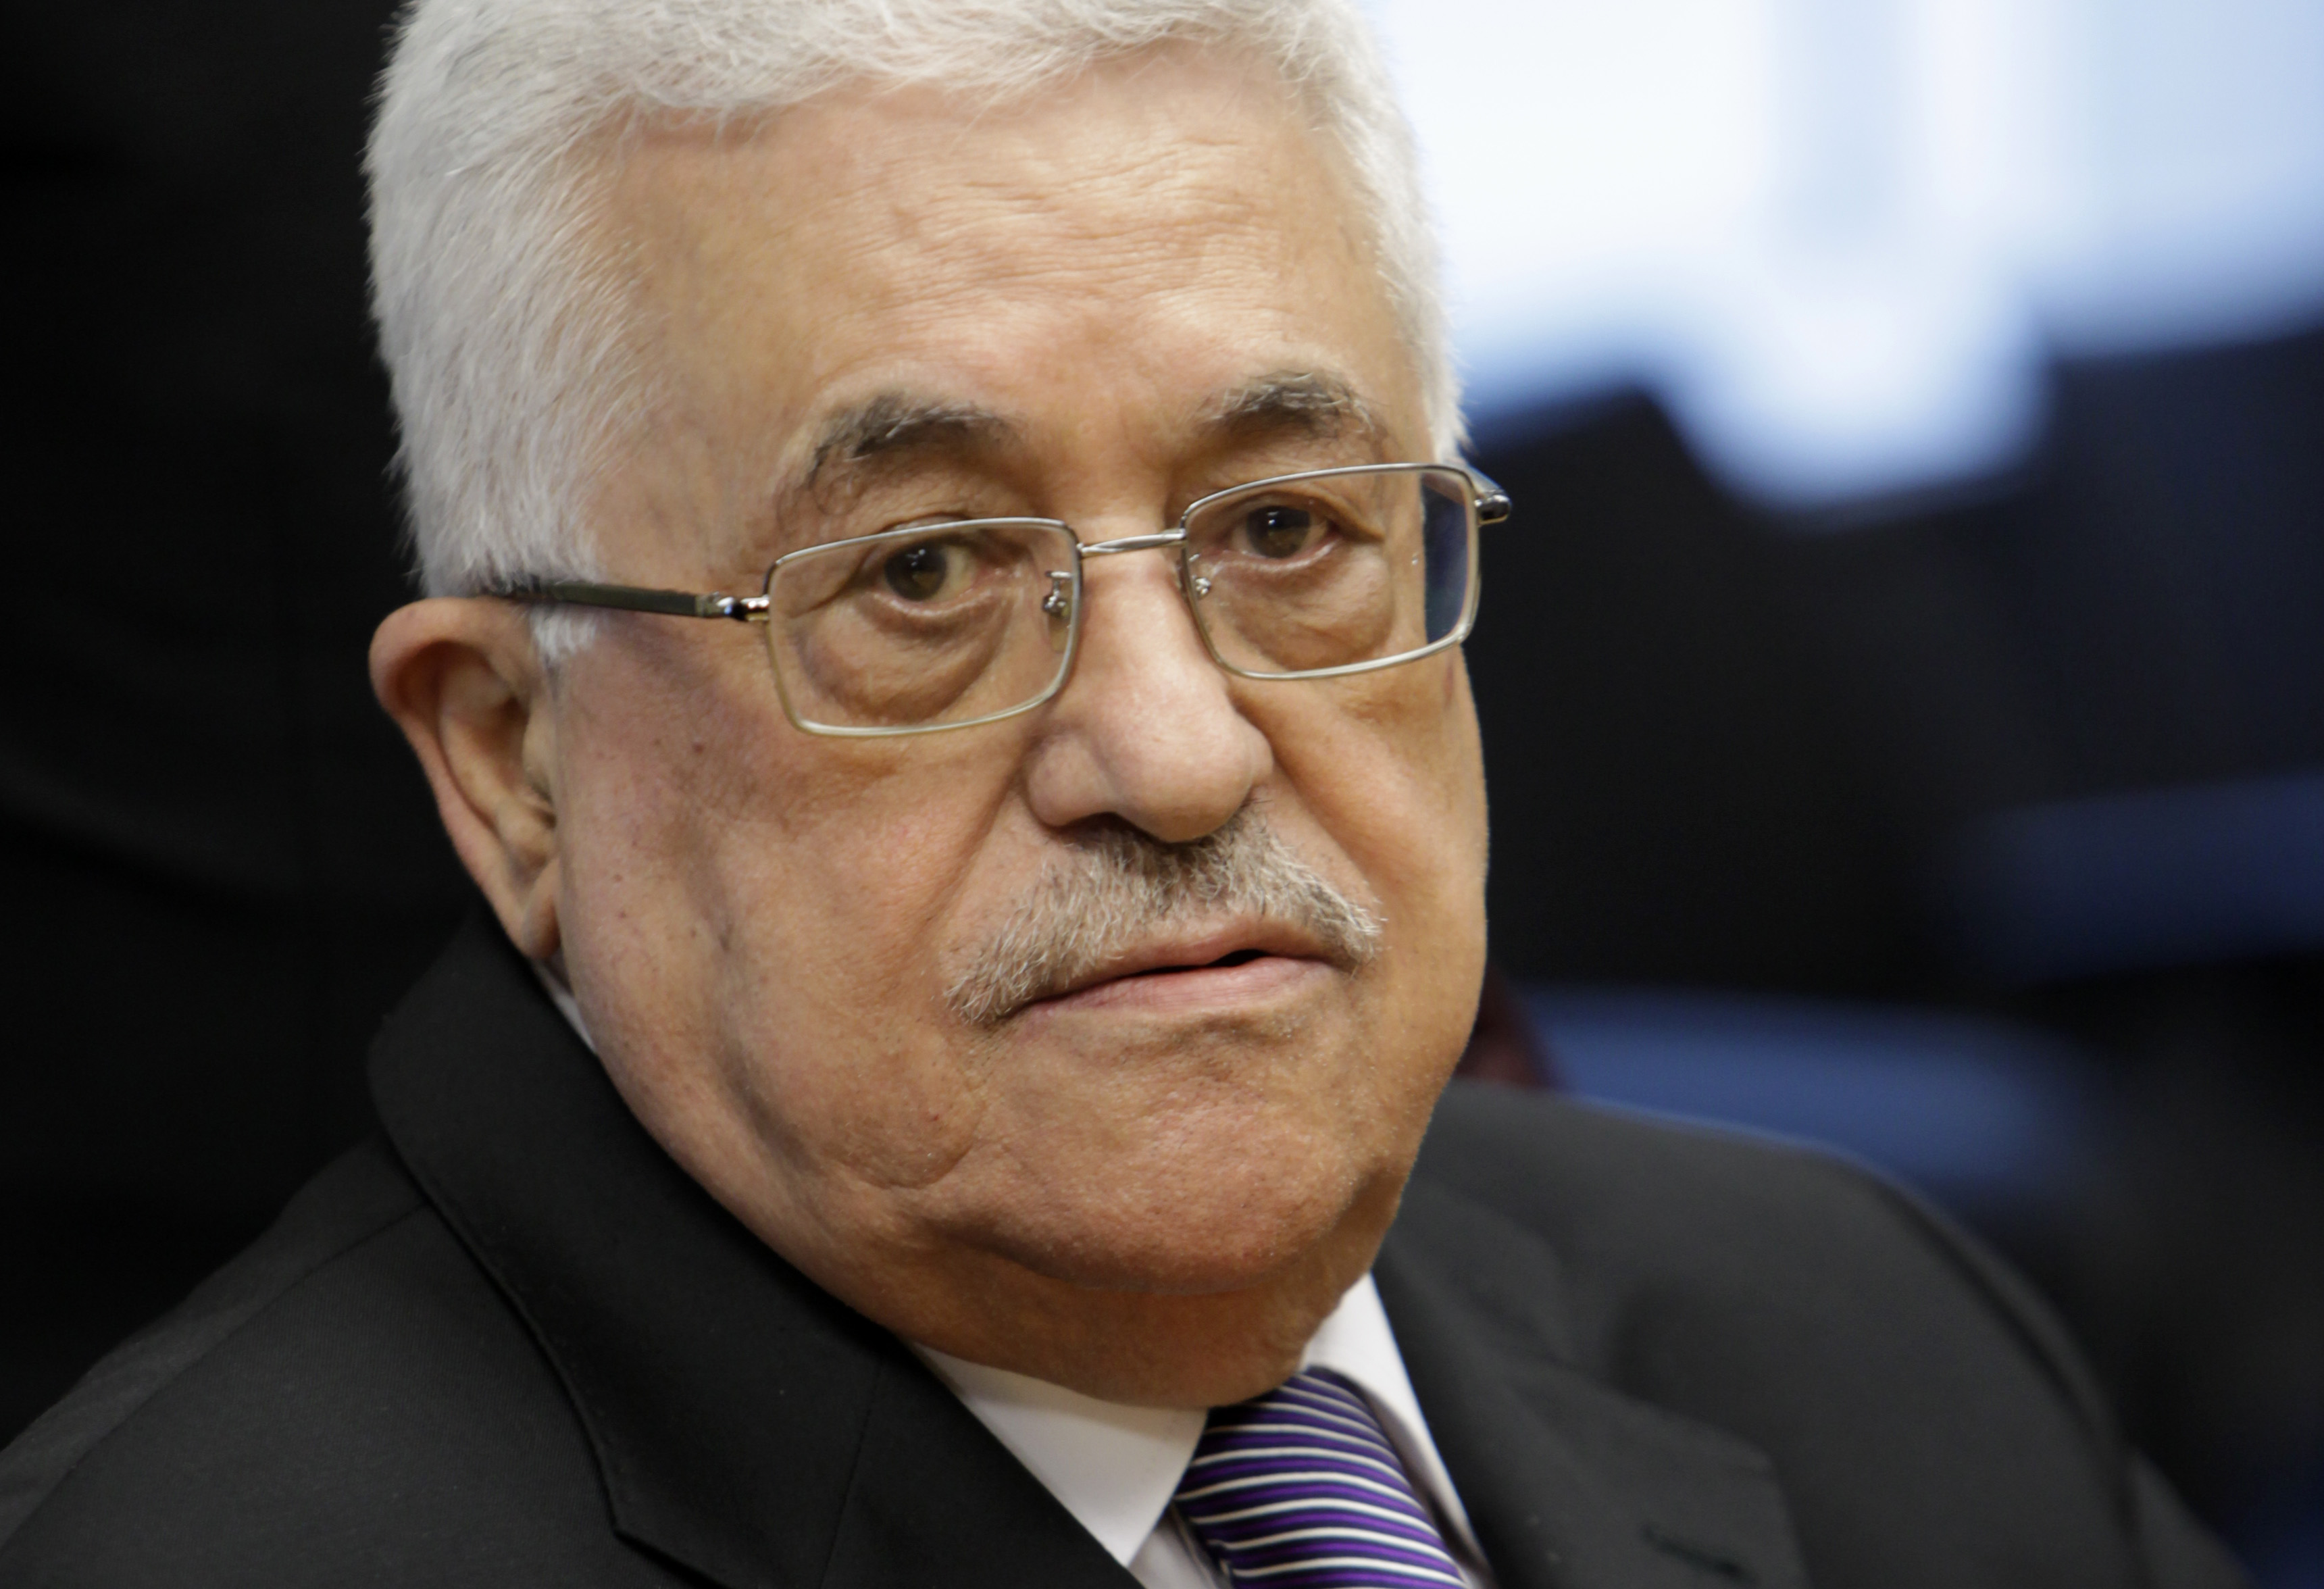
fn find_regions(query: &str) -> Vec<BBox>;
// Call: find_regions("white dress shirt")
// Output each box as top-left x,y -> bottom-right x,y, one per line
534,966 -> 1490,1586
915,1276 -> 1496,1588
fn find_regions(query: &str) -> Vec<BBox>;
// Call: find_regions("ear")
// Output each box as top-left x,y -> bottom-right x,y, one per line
371,598 -> 563,961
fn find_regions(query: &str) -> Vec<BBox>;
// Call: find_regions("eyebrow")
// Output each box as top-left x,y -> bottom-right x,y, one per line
784,369 -> 1388,513
1203,370 -> 1387,451
797,392 -> 1017,500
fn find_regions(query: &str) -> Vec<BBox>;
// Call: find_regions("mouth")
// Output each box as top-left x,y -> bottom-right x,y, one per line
1027,925 -> 1338,1017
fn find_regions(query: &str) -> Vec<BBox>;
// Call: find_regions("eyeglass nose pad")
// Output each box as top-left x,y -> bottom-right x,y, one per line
1042,570 -> 1074,653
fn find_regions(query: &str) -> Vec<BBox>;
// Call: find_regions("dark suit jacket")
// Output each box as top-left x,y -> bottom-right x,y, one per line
0,918 -> 2244,1588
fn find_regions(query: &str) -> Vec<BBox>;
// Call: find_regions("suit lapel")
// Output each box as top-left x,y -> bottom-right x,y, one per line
1378,1178 -> 1810,1589
371,919 -> 1132,1589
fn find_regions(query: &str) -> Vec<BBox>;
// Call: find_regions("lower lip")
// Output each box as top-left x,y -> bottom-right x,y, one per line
1025,955 -> 1332,1019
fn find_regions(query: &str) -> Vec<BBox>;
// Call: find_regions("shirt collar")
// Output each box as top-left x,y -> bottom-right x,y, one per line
909,1344 -> 1205,1565
914,1274 -> 1484,1569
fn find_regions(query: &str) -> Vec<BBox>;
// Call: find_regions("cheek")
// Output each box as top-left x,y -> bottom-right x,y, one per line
1252,658 -> 1490,1071
1286,659 -> 1487,911
702,778 -> 1038,1194
551,645 -> 1024,1182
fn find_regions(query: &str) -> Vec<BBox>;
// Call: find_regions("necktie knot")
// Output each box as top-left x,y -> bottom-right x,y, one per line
1173,1366 -> 1464,1587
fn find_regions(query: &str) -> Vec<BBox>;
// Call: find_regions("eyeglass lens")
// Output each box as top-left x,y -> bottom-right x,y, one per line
761,467 -> 1476,732
1182,468 -> 1474,679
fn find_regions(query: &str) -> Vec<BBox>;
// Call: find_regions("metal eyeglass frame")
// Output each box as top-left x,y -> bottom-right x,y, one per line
494,461 -> 1515,737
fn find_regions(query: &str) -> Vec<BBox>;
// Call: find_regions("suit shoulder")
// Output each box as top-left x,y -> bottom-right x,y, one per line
0,1142 -> 642,1587
1404,1084 -> 2190,1584
1415,1084 -> 2106,1392
1416,1080 -> 2058,1335
1419,1078 -> 1915,1234
0,1142 -> 426,1544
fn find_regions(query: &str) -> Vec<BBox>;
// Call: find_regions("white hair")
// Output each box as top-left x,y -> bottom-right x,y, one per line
367,0 -> 1461,629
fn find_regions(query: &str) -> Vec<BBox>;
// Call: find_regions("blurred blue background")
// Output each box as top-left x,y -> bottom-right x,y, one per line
1365,2 -> 2324,1580
3,1 -> 2319,1582
1373,0 -> 2324,508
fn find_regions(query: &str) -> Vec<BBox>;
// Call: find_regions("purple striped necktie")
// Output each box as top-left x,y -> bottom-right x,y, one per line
1173,1366 -> 1465,1588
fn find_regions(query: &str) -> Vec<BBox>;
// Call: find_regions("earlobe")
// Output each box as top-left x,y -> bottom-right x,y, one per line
370,599 -> 563,961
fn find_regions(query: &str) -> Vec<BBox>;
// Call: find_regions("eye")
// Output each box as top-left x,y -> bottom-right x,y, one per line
882,540 -> 964,601
1240,504 -> 1318,559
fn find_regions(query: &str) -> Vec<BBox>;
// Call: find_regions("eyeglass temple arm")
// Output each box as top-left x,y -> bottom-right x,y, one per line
495,580 -> 766,622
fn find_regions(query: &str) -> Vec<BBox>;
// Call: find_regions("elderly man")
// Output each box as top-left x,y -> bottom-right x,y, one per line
0,1 -> 2243,1586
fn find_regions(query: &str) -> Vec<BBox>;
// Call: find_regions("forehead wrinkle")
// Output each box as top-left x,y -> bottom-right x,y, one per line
861,109 -> 1338,301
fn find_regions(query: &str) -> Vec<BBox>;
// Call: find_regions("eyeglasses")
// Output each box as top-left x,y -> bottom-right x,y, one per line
496,462 -> 1513,737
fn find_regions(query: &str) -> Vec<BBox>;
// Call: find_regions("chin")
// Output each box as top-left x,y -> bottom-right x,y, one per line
973,1142 -> 1391,1296
946,1037 -> 1432,1294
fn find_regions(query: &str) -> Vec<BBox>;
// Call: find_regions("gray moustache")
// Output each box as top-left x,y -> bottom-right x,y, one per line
946,811 -> 1384,1028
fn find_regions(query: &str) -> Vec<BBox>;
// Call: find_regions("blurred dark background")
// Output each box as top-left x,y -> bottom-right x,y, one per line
3,3 -> 2319,1584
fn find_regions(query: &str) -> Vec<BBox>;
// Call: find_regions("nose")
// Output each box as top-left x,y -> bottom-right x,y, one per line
1021,544 -> 1272,844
